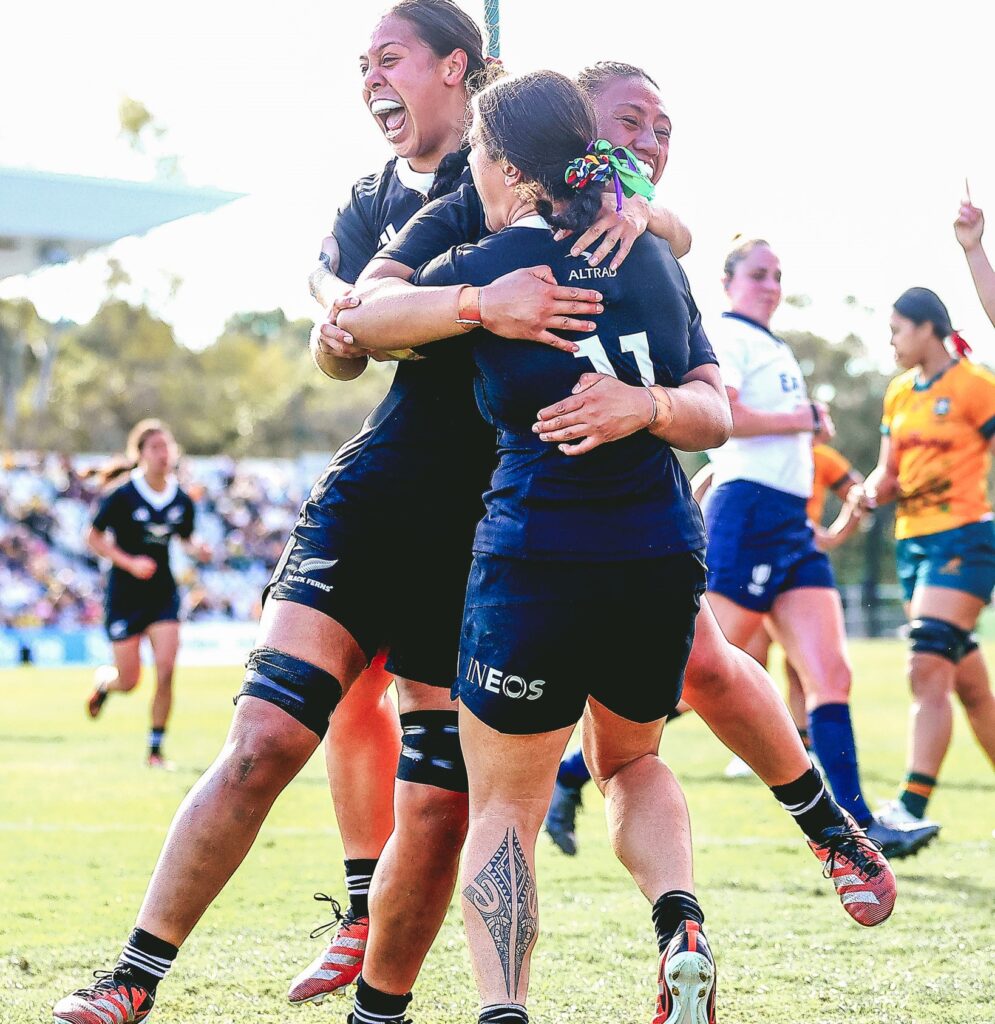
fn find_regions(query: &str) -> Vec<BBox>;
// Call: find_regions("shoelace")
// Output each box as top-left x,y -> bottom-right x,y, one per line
817,825 -> 884,879
74,970 -> 129,998
310,892 -> 356,940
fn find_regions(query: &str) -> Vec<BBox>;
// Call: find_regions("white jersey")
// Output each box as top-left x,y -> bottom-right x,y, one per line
707,312 -> 813,498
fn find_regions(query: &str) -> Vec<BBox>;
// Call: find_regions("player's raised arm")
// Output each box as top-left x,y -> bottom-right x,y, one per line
955,192 -> 995,329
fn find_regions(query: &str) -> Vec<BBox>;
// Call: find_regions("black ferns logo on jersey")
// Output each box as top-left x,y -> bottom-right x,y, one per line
464,656 -> 546,701
286,556 -> 338,593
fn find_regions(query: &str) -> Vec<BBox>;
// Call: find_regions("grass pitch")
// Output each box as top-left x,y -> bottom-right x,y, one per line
1,641 -> 993,1024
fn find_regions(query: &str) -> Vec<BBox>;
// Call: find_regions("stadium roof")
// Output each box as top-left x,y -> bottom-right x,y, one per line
0,166 -> 245,279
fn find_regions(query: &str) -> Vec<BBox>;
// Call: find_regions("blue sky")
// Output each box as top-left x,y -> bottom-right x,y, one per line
3,0 -> 994,366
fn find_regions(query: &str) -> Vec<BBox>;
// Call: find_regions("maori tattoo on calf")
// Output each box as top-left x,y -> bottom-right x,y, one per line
513,831 -> 538,985
463,827 -> 538,998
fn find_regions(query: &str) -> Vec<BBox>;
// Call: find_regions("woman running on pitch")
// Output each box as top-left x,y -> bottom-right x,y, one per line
702,238 -> 938,859
85,419 -> 209,768
865,285 -> 995,829
53,5 -> 610,1023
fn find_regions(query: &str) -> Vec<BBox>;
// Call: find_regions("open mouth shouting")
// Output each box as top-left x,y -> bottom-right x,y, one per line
370,98 -> 408,142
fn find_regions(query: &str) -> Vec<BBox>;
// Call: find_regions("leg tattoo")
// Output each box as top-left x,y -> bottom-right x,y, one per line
464,828 -> 537,998
512,832 -> 537,989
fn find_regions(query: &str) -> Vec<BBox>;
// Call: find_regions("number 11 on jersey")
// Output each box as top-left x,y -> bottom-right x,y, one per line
573,331 -> 654,385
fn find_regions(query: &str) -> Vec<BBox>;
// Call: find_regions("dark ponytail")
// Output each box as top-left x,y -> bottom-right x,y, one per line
537,182 -> 602,235
428,148 -> 470,201
89,456 -> 137,489
474,70 -> 602,235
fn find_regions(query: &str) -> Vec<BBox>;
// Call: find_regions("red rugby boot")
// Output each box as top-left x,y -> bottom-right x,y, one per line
808,811 -> 897,926
54,972 -> 154,1024
287,896 -> 368,1004
651,920 -> 717,1024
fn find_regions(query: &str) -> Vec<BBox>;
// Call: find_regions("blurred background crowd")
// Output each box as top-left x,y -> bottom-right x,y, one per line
0,452 -> 318,628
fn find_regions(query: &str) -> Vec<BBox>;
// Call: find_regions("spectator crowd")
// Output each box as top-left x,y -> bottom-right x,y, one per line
0,451 -> 319,630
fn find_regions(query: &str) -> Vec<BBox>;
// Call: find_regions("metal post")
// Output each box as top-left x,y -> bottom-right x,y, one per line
861,511 -> 884,638
484,0 -> 500,58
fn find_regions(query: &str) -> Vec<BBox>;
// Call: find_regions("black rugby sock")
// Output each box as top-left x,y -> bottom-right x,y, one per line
149,728 -> 165,755
353,976 -> 411,1024
113,927 -> 178,993
652,890 -> 704,954
344,858 -> 377,919
771,765 -> 847,842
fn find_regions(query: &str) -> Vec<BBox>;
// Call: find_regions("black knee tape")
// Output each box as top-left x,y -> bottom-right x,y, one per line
235,647 -> 342,739
908,617 -> 972,664
396,711 -> 467,793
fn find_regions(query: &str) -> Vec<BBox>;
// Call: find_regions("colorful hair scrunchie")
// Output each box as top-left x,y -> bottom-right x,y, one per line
564,139 -> 655,212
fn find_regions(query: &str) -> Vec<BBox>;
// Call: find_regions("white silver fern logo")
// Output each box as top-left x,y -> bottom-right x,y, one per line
747,563 -> 771,596
298,557 -> 338,575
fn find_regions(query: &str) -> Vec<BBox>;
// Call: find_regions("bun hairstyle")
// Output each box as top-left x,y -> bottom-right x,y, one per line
723,237 -> 772,280
92,419 -> 171,489
473,70 -> 602,235
386,0 -> 504,201
577,60 -> 660,96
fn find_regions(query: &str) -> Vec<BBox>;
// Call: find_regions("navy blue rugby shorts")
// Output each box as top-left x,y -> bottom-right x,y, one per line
105,589 -> 181,642
264,499 -> 472,688
456,550 -> 707,735
705,479 -> 835,613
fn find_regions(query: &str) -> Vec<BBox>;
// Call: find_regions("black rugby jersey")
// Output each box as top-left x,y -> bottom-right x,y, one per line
377,182 -> 487,271
311,158 -> 493,538
92,474 -> 195,596
330,156 -> 437,284
412,222 -> 715,561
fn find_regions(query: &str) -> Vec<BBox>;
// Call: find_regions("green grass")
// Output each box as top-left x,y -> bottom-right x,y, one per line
1,642 -> 993,1023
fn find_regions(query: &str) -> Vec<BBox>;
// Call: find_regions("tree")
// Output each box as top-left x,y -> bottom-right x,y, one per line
0,299 -> 48,444
117,95 -> 182,182
782,329 -> 895,585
